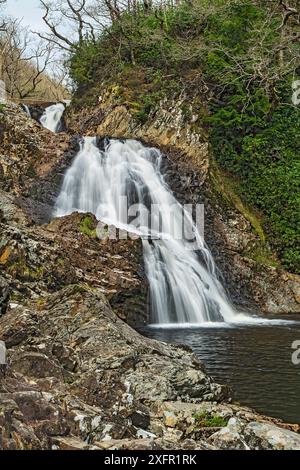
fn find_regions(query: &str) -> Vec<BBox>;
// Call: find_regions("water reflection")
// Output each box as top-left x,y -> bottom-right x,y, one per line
141,317 -> 300,424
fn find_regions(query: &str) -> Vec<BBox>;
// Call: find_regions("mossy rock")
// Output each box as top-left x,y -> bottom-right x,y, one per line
79,215 -> 97,238
192,412 -> 227,428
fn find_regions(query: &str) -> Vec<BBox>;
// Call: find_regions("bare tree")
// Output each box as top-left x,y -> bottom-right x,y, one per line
36,0 -> 161,52
0,1 -> 9,80
48,58 -> 71,99
1,19 -> 55,98
36,0 -> 104,52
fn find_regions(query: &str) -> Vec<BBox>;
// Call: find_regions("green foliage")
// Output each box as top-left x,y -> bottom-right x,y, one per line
192,412 -> 227,428
205,2 -> 265,52
69,41 -> 102,85
201,2 -> 300,272
69,2 -> 206,85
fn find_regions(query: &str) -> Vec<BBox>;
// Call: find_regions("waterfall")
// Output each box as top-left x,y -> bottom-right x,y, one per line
22,104 -> 31,117
40,103 -> 65,132
54,137 -> 247,324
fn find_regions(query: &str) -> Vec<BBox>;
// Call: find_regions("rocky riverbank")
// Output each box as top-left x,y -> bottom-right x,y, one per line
1,103 -> 300,450
1,281 -> 300,450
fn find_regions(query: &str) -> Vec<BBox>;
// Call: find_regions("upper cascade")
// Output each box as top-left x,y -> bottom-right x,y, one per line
40,103 -> 65,132
54,137 -> 250,325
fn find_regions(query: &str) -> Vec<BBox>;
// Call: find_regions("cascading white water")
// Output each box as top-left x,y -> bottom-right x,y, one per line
54,137 -> 248,324
22,104 -> 31,117
40,103 -> 65,132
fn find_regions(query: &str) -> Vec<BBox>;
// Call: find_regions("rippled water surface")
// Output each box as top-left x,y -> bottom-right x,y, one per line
141,317 -> 300,424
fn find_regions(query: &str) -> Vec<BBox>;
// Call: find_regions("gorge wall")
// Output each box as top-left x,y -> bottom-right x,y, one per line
66,88 -> 300,315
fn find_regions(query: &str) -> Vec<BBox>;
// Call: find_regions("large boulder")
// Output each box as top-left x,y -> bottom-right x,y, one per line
0,285 -> 229,450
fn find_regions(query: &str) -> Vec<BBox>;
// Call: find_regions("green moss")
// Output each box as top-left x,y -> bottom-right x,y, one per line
35,298 -> 46,310
192,412 -> 227,428
245,247 -> 280,269
209,160 -> 266,243
79,216 -> 97,238
252,253 -> 279,269
7,260 -> 45,281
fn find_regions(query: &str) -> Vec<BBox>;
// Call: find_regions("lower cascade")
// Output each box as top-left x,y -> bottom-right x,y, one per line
54,137 -> 245,324
40,103 -> 65,132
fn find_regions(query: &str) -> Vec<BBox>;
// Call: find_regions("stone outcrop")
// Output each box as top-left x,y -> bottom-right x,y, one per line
0,103 -> 77,223
1,284 -> 300,450
0,284 -> 229,450
0,104 -> 70,195
0,191 -> 147,326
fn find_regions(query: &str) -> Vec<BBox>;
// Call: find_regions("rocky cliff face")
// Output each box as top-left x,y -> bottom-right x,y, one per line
0,105 -> 148,324
66,89 -> 300,315
1,103 -> 300,450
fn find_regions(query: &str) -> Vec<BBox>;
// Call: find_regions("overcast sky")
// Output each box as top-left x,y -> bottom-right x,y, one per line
5,0 -> 46,31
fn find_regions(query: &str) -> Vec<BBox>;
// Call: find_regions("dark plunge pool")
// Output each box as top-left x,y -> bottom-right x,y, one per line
141,316 -> 300,424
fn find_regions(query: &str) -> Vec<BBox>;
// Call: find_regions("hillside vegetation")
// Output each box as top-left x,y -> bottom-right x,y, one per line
69,0 -> 300,274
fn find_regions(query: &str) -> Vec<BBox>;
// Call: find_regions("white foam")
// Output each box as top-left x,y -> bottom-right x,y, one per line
148,317 -> 298,329
40,103 -> 65,132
